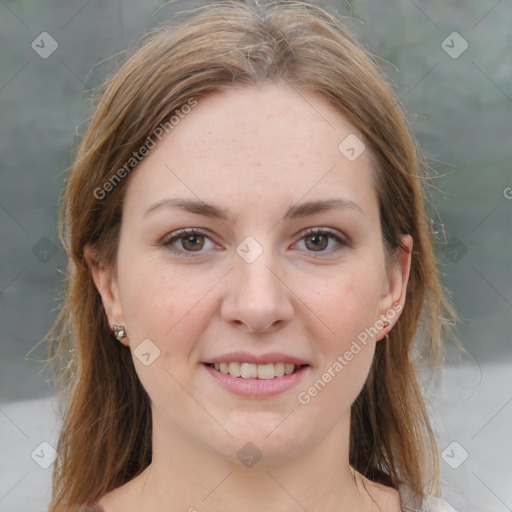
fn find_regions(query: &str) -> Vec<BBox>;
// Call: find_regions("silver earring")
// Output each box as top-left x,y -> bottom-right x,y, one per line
112,325 -> 127,341
382,318 -> 391,340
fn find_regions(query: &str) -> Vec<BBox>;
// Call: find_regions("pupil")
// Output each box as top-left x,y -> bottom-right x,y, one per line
183,235 -> 204,251
306,234 -> 328,251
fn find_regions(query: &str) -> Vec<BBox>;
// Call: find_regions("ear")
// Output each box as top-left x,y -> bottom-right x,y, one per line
83,244 -> 129,346
376,234 -> 413,341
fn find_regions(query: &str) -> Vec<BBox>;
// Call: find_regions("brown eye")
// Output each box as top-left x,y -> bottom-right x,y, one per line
180,234 -> 205,251
161,228 -> 215,257
295,227 -> 350,256
304,233 -> 329,251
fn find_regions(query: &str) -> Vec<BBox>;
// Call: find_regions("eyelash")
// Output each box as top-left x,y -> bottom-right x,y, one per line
160,227 -> 350,258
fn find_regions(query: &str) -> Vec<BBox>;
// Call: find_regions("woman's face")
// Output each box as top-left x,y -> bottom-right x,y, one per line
93,84 -> 411,466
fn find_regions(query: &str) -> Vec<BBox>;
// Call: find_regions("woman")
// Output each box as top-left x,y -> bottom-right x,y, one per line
46,1 -> 461,510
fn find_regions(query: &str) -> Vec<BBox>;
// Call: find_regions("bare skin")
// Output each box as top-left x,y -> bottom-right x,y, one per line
97,465 -> 401,512
88,84 -> 410,512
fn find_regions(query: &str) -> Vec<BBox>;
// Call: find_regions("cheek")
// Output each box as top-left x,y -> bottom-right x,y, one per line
294,263 -> 383,407
116,252 -> 219,357
115,258 -> 214,407
301,262 -> 384,340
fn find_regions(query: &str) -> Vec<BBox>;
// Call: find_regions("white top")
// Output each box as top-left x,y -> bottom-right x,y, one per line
399,484 -> 457,511
420,495 -> 457,511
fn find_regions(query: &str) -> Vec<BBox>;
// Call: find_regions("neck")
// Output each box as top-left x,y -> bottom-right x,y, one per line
123,411 -> 381,512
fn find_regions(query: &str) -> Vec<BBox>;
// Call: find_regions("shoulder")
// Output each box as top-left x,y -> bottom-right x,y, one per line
358,474 -> 401,511
398,484 -> 457,512
420,495 -> 458,512
399,491 -> 457,512
90,478 -> 137,512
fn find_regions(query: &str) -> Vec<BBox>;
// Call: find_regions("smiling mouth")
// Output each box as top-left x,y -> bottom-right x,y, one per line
204,362 -> 308,380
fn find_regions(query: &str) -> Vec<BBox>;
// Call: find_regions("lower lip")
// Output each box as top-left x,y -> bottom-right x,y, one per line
202,363 -> 309,398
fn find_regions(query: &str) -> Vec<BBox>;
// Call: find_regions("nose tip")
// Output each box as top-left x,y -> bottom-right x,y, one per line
220,257 -> 294,334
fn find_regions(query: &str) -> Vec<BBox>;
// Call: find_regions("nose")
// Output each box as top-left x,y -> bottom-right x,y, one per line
220,250 -> 294,333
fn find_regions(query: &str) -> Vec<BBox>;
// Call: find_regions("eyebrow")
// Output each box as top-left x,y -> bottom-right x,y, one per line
143,197 -> 364,220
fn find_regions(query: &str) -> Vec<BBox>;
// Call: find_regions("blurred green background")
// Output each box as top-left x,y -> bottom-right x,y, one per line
1,0 -> 511,404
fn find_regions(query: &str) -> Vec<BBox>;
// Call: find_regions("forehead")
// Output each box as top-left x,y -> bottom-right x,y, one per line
123,84 -> 378,222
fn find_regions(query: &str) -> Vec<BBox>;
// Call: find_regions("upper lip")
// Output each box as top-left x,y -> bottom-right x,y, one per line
203,351 -> 310,366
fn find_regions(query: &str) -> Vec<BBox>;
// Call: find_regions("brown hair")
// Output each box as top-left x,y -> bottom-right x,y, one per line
45,1 -> 460,509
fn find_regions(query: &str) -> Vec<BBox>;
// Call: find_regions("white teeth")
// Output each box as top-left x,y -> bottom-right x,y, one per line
240,363 -> 258,378
257,363 -> 275,380
284,363 -> 295,375
274,362 -> 285,377
210,361 -> 303,379
228,362 -> 241,377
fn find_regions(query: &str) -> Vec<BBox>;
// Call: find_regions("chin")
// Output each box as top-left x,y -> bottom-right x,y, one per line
207,413 -> 316,467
